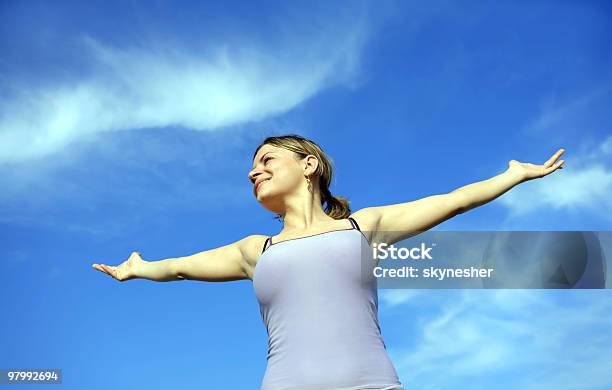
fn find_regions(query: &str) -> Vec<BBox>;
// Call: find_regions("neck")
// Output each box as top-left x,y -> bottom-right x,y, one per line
281,194 -> 333,231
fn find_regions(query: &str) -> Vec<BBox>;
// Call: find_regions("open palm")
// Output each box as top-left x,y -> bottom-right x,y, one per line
92,251 -> 145,282
508,148 -> 565,182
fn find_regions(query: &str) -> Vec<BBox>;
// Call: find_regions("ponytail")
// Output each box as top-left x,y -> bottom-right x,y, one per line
320,184 -> 351,220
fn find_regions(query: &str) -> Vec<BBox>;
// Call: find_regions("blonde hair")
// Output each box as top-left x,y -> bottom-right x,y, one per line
253,134 -> 351,221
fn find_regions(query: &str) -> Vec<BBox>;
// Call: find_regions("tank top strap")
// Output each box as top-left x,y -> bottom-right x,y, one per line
261,236 -> 273,254
348,217 -> 361,231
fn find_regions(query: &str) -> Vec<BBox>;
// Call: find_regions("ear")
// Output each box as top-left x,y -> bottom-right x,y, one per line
302,154 -> 319,176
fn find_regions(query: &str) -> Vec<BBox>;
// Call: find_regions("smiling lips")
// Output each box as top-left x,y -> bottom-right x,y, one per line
255,178 -> 270,194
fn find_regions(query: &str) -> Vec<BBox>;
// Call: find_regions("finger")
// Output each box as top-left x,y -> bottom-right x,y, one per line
100,264 -> 117,279
95,264 -> 110,276
544,148 -> 565,168
557,160 -> 565,169
546,159 -> 564,173
92,264 -> 108,274
543,148 -> 564,167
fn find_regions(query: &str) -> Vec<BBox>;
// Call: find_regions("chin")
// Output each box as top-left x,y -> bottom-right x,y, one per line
257,192 -> 283,214
256,191 -> 271,206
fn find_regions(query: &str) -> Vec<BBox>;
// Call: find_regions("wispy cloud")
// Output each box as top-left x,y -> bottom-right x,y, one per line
0,4 -> 374,236
0,7 -> 370,164
523,86 -> 611,136
498,136 -> 612,218
384,289 -> 612,390
497,85 -> 612,219
380,290 -> 424,307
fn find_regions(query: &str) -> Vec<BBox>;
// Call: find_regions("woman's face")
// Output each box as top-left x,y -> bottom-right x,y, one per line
249,144 -> 308,213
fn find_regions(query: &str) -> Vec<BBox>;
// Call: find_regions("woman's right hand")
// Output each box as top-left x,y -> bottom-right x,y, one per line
91,251 -> 146,282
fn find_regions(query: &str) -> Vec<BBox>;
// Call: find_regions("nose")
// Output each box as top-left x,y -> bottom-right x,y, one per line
248,170 -> 260,184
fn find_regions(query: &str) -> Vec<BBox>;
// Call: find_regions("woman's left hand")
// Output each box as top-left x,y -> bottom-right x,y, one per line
508,148 -> 565,182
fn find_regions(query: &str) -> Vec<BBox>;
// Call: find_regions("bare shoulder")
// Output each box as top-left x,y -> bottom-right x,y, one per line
237,234 -> 270,280
349,207 -> 382,244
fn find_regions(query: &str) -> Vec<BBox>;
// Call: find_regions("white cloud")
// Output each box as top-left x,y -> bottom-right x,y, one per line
524,87 -> 609,135
498,134 -> 612,218
0,5 -> 374,236
0,11 -> 369,164
379,290 -> 423,307
386,289 -> 612,389
497,85 -> 612,219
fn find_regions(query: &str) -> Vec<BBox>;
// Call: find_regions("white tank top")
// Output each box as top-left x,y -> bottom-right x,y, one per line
252,218 -> 404,390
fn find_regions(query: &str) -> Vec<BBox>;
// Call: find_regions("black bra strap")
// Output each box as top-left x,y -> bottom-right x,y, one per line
348,217 -> 361,231
261,236 -> 272,254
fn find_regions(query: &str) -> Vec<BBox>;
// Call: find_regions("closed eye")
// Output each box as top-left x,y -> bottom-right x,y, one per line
249,156 -> 274,183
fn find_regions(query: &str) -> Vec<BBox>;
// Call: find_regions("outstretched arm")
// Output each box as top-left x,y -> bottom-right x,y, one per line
351,148 -> 565,245
454,148 -> 565,213
91,235 -> 266,282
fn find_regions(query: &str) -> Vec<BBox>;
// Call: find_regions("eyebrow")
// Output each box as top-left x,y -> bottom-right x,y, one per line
252,152 -> 273,170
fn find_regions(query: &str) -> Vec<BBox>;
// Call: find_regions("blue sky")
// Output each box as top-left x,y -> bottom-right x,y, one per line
1,0 -> 611,389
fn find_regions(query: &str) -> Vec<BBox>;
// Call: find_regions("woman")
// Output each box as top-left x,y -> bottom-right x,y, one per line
92,134 -> 565,389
